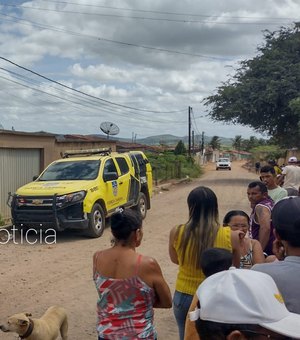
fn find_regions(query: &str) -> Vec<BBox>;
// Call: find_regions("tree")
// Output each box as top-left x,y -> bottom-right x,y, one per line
209,136 -> 221,150
174,140 -> 187,155
241,136 -> 257,151
204,25 -> 300,148
232,135 -> 242,151
289,97 -> 300,132
250,145 -> 286,163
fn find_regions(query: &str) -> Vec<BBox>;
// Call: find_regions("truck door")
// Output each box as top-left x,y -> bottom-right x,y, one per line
102,158 -> 121,211
128,154 -> 141,203
114,156 -> 132,206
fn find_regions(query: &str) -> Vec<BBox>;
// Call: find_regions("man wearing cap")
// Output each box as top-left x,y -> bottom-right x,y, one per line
279,156 -> 300,196
252,196 -> 300,314
189,268 -> 300,339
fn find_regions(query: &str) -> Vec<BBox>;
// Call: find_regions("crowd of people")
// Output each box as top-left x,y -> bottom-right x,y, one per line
92,157 -> 300,340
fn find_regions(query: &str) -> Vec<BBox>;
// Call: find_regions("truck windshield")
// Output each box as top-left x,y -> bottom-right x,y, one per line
38,160 -> 100,181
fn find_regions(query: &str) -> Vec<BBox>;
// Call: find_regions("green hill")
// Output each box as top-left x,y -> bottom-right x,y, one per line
93,133 -> 234,147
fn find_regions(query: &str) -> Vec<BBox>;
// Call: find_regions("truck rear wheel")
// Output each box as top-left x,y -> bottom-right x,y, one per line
86,203 -> 105,238
133,193 -> 147,219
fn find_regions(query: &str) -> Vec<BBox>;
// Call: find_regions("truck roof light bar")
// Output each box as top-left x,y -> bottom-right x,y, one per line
61,148 -> 112,158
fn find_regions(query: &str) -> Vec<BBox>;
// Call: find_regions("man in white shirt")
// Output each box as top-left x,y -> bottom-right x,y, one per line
279,156 -> 300,196
260,165 -> 287,202
252,196 -> 300,314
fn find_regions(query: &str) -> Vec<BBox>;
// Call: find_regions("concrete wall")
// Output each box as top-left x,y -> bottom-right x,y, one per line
0,131 -> 55,171
0,130 -> 116,170
0,130 -> 117,222
0,148 -> 41,221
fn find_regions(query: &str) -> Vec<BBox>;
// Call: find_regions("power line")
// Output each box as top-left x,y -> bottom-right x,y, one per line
1,3 -> 292,25
0,68 -> 188,124
0,13 -> 228,61
0,57 -> 185,114
25,0 -> 299,21
0,74 -> 186,124
190,108 -> 202,137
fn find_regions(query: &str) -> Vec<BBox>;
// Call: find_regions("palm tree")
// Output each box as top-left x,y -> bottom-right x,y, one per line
209,136 -> 221,150
232,135 -> 242,151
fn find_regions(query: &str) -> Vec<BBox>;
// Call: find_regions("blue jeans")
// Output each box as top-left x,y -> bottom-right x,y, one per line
173,290 -> 194,340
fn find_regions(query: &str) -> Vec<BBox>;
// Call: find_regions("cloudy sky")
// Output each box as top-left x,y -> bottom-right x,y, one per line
0,0 -> 299,140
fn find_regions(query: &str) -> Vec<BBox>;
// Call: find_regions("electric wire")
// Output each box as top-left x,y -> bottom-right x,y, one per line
0,74 -> 184,123
8,1 -> 298,21
0,0 -> 280,134
0,69 -> 187,124
1,3 -> 292,25
190,108 -> 202,137
0,13 -> 227,61
0,57 -> 186,114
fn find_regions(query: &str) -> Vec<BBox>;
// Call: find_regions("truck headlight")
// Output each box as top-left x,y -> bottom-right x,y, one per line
56,191 -> 86,206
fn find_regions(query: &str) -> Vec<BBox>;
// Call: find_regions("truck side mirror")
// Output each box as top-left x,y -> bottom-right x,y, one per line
103,172 -> 118,182
33,175 -> 38,181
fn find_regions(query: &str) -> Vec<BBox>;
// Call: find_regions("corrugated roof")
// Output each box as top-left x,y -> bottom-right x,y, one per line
56,134 -> 115,143
0,129 -> 56,137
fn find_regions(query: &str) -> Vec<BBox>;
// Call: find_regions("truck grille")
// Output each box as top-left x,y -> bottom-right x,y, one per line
17,196 -> 54,207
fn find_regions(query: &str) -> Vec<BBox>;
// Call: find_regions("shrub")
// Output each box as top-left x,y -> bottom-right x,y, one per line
146,151 -> 202,182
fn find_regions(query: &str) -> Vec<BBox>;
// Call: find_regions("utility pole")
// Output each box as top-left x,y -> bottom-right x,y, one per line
192,130 -> 194,155
201,131 -> 205,155
188,106 -> 192,156
131,132 -> 137,143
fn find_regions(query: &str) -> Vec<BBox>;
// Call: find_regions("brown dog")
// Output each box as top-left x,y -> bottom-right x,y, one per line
0,306 -> 68,340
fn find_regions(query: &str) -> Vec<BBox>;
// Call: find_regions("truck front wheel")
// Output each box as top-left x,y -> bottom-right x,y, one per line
86,203 -> 105,238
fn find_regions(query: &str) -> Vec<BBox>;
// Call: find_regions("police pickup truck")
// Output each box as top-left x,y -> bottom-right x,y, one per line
9,149 -> 152,237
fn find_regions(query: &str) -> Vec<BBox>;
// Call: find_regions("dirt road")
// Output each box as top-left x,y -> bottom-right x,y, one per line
0,161 -> 258,339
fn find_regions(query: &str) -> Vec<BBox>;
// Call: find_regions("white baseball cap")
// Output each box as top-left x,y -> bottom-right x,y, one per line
288,156 -> 298,163
189,267 -> 300,338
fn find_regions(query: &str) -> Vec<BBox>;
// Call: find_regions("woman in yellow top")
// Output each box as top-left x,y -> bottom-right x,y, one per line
168,186 -> 241,340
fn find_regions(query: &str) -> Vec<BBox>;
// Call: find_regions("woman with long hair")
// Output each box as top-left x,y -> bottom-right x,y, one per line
169,186 -> 241,340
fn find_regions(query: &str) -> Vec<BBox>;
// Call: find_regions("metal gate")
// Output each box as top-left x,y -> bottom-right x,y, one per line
0,148 -> 41,222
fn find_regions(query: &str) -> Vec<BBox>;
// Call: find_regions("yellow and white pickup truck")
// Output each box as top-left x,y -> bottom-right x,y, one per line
9,149 -> 152,237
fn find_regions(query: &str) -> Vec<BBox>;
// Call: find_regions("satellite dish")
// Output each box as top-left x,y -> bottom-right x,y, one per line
100,121 -> 120,139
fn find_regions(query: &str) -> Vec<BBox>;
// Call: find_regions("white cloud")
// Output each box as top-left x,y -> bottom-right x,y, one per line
0,0 -> 298,139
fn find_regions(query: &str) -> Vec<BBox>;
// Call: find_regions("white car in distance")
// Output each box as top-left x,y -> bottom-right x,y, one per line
216,158 -> 231,170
